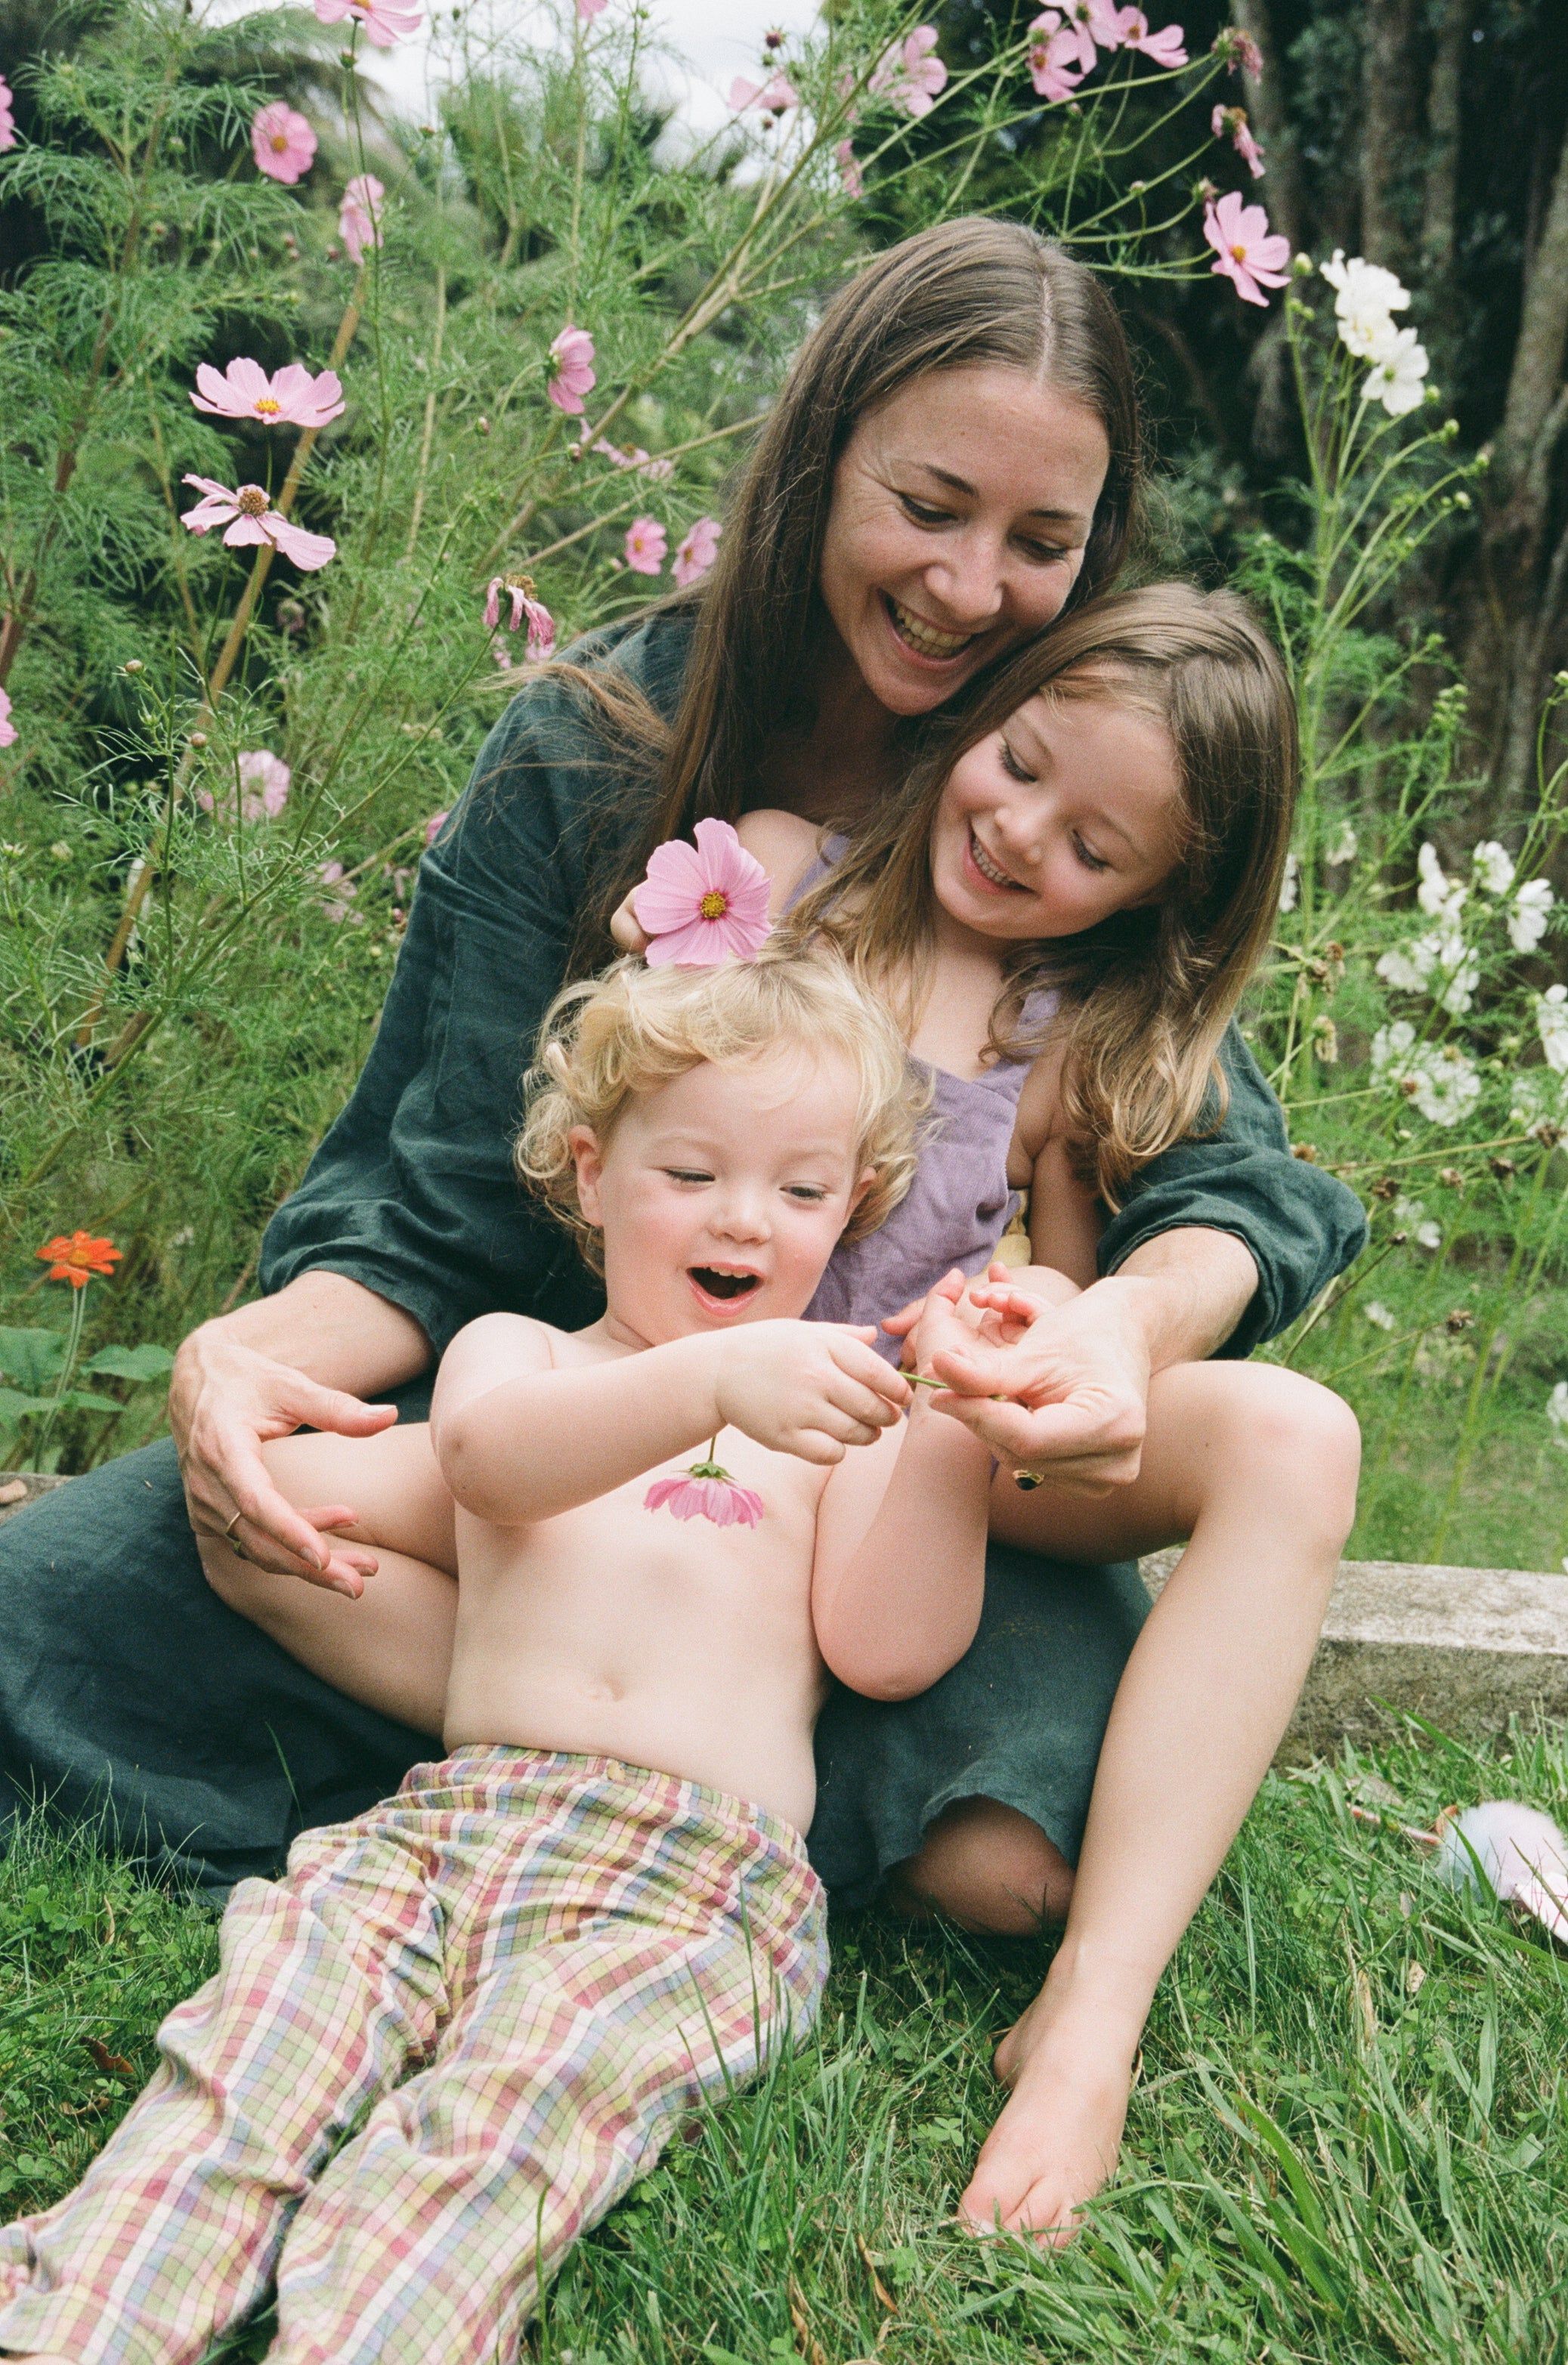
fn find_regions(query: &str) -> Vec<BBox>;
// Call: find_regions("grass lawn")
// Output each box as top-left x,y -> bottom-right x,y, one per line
2,1716 -> 1566,2363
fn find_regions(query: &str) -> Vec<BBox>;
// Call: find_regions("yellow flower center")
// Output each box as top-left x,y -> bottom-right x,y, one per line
1231,243 -> 1248,261
254,397 -> 281,416
237,486 -> 269,515
271,132 -> 289,151
699,890 -> 728,920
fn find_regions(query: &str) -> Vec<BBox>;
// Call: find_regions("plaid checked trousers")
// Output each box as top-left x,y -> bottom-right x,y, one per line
0,1747 -> 827,2365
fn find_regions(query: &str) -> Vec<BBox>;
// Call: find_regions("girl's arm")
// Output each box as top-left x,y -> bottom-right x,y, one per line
431,1313 -> 908,1526
811,1281 -> 994,1700
1010,1037 -> 1104,1291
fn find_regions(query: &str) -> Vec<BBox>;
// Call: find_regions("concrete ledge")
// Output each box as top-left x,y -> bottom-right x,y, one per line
4,1477 -> 1565,1761
1140,1547 -> 1568,1760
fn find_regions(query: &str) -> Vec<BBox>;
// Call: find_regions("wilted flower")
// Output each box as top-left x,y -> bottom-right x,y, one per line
1538,984 -> 1568,1073
317,859 -> 359,921
1362,326 -> 1430,417
1211,102 -> 1263,177
729,68 -> 800,117
1508,876 -> 1554,954
1027,13 -> 1086,99
1372,1022 -> 1482,1126
835,138 -> 864,196
547,326 -> 596,416
0,688 -> 15,749
251,102 -> 317,184
339,174 -> 385,261
673,517 -> 721,588
191,358 -> 345,429
634,818 -> 772,967
645,1462 -> 764,1528
623,517 -> 668,576
1472,839 -> 1515,897
482,574 -> 555,657
313,0 -> 422,47
181,477 -> 336,571
36,1231 -> 122,1288
871,26 -> 948,116
1214,24 -> 1262,75
0,74 -> 16,150
1319,251 -> 1410,358
197,749 -> 291,822
1394,1196 -> 1442,1251
1204,190 -> 1290,307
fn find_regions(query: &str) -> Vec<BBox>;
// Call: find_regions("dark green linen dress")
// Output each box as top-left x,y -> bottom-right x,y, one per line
0,614 -> 1367,1902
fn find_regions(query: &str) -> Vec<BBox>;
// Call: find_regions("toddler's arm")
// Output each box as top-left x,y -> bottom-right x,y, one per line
810,1278 -> 994,1700
431,1312 -> 908,1526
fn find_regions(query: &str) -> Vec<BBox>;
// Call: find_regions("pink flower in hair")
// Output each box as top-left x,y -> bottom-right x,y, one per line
251,102 -> 317,184
547,325 -> 596,415
623,516 -> 667,575
645,1457 -> 764,1529
190,358 -> 345,428
633,817 -> 772,967
1212,103 -> 1264,178
313,0 -> 422,49
1203,189 -> 1290,306
339,175 -> 385,261
672,517 -> 721,589
1027,13 -> 1086,100
180,476 -> 336,570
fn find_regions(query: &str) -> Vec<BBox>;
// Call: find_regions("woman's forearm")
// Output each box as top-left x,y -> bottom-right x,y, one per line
1103,1227 -> 1259,1370
187,1272 -> 432,1398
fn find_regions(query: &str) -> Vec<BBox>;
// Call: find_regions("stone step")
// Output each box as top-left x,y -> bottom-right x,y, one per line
4,1476 -> 1564,1761
1139,1547 -> 1568,1760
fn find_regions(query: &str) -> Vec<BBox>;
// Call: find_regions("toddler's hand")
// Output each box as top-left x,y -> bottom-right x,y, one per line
906,1269 -> 986,1380
715,1321 -> 910,1464
609,886 -> 651,955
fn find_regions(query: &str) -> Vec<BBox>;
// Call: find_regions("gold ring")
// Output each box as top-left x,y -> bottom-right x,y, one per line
1012,1467 -> 1044,1492
224,1507 -> 243,1538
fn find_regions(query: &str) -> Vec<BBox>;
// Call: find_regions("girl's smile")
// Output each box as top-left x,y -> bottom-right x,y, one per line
931,689 -> 1186,943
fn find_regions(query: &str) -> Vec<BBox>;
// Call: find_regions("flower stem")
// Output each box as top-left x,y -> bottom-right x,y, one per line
32,1281 -> 88,1466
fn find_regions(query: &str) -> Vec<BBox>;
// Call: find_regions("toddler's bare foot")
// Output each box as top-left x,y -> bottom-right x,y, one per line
957,1980 -> 1140,2247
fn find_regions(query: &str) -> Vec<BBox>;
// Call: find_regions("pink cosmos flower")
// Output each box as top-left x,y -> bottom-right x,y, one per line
1203,189 -> 1290,307
251,102 -> 317,184
547,326 -> 596,416
198,748 -> 292,822
645,1466 -> 765,1529
180,476 -> 337,571
1053,0 -> 1109,69
191,358 -> 346,430
1212,102 -> 1264,177
623,516 -> 668,576
1027,13 -> 1086,100
339,175 -> 385,263
577,0 -> 609,14
1215,25 -> 1263,76
633,817 -> 772,968
835,138 -> 864,198
482,575 -> 555,657
313,0 -> 422,49
1110,8 -> 1187,66
0,75 -> 15,152
424,809 -> 449,847
317,860 -> 360,922
673,517 -> 722,589
0,688 -> 16,748
871,26 -> 947,117
729,69 -> 799,117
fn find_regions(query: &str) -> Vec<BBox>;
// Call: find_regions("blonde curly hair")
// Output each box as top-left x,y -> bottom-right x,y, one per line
516,947 -> 926,1273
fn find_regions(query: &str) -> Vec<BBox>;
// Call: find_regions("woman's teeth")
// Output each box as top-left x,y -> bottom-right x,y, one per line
969,828 -> 1016,889
888,597 -> 974,661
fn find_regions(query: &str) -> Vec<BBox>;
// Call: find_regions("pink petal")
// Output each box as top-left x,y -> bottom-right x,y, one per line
221,514 -> 271,548
642,916 -> 737,968
268,516 -> 337,570
190,362 -> 246,418
633,837 -> 710,932
705,909 -> 773,961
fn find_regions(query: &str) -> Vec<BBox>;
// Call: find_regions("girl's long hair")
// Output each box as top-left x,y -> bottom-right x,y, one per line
566,218 -> 1142,951
782,583 -> 1297,1206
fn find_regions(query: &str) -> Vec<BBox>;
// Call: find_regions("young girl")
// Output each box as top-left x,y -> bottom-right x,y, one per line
209,583 -> 1361,2244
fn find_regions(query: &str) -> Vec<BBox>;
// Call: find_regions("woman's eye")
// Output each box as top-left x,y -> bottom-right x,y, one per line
1072,835 -> 1111,874
1017,539 -> 1070,566
899,494 -> 952,527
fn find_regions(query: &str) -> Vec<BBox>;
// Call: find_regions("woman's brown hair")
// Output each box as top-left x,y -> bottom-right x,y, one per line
571,218 -> 1142,944
782,583 -> 1298,1206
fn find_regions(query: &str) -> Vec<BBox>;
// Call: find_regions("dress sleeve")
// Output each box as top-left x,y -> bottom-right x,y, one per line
258,620 -> 682,1354
1096,1022 -> 1369,1358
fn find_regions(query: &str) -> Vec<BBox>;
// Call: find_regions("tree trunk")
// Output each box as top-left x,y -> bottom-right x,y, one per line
1420,0 -> 1471,348
1360,0 -> 1421,277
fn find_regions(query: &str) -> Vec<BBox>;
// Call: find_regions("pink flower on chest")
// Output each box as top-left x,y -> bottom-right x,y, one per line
633,817 -> 772,967
645,1468 -> 765,1529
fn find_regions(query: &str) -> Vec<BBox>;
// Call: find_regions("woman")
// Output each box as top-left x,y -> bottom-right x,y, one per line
0,219 -> 1365,2233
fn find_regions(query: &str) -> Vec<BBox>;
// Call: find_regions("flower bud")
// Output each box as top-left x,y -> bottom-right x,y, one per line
122,659 -> 144,675
188,730 -> 208,747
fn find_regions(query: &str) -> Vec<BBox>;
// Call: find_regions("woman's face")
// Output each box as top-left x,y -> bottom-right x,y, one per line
818,365 -> 1112,718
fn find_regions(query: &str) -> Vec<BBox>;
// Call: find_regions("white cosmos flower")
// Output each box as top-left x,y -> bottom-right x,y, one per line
1325,819 -> 1359,867
1393,1195 -> 1442,1251
1538,983 -> 1568,1073
1375,926 -> 1479,1015
1372,1022 -> 1482,1124
1278,850 -> 1299,913
1320,250 -> 1411,358
1472,840 -> 1515,897
1509,876 -> 1554,953
1417,842 -> 1466,920
1363,326 -> 1430,417
1364,1300 -> 1396,1331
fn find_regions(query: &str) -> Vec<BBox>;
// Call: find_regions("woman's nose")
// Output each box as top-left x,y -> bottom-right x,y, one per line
923,530 -> 1007,629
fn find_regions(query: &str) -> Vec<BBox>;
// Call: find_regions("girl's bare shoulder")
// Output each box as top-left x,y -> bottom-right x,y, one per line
735,808 -> 823,916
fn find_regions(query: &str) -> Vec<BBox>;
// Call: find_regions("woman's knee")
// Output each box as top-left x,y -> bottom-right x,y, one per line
1181,1362 -> 1361,1537
891,1798 -> 1075,1936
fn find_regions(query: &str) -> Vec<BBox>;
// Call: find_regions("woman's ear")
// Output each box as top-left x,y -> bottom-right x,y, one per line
568,1126 -> 606,1230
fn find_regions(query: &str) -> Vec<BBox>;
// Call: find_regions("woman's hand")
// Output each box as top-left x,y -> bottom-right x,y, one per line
714,1321 -> 910,1464
171,1319 -> 400,1585
925,1273 -> 1152,1495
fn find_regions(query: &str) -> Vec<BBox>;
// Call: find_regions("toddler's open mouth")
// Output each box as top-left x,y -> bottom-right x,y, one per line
688,1266 -> 762,1302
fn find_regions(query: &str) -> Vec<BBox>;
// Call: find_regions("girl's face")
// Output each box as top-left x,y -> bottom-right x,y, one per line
818,366 -> 1111,719
570,1047 -> 871,1348
929,688 -> 1186,943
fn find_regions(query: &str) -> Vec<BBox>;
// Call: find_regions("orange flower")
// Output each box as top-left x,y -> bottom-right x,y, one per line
36,1231 -> 122,1288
